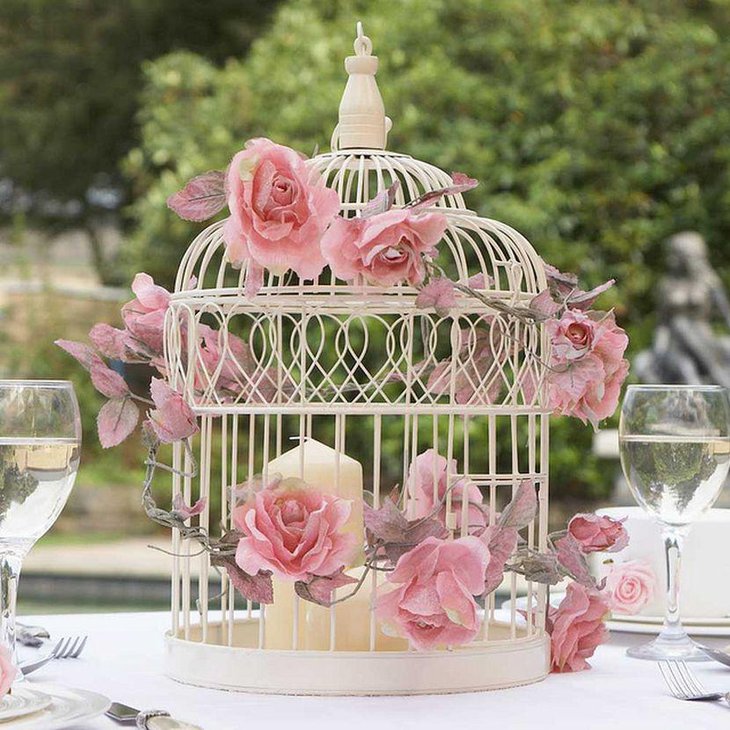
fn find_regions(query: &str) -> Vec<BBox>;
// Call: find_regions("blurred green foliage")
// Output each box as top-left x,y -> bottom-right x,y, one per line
0,289 -> 149,489
0,0 -> 279,283
121,0 -> 729,501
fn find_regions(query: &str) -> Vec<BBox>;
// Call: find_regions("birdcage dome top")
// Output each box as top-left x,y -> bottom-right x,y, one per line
170,24 -> 546,311
172,162 -> 545,309
164,23 -> 549,417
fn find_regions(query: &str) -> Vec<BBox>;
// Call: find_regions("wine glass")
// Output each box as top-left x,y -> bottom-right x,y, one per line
619,384 -> 730,661
0,381 -> 81,676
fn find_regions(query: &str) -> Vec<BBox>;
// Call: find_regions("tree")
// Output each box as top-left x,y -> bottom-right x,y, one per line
123,0 -> 730,500
0,0 -> 279,283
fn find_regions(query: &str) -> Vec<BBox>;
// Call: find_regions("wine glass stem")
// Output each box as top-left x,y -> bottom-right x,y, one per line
0,552 -> 22,671
662,526 -> 687,635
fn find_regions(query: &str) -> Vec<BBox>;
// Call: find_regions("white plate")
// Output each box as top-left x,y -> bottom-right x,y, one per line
607,618 -> 730,637
0,687 -> 52,721
607,613 -> 730,627
501,594 -> 730,637
501,594 -> 564,614
0,684 -> 110,729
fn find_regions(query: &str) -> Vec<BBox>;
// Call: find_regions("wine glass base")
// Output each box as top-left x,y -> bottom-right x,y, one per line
626,632 -> 710,661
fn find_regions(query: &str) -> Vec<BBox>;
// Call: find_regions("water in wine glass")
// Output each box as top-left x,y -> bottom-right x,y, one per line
620,435 -> 730,526
0,437 -> 80,551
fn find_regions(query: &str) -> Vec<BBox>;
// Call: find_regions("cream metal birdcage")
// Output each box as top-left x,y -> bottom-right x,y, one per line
162,24 -> 550,695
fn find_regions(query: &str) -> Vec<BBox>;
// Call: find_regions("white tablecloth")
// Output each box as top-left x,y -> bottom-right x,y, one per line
19,612 -> 730,729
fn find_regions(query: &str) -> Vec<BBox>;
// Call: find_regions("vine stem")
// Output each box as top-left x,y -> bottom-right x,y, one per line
324,562 -> 374,606
141,442 -> 237,559
423,260 -> 607,376
130,393 -> 155,406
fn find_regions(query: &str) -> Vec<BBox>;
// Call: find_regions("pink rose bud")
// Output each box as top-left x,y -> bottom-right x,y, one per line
195,324 -> 278,402
121,272 -> 171,354
148,378 -> 199,443
603,559 -> 656,616
567,513 -> 629,553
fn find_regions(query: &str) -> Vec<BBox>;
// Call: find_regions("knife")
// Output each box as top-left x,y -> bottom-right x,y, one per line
107,702 -> 204,729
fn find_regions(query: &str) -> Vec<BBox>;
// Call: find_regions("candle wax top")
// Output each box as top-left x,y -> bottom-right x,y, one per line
269,439 -> 360,471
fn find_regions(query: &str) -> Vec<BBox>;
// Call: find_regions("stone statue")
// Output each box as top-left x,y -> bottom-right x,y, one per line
635,231 -> 730,387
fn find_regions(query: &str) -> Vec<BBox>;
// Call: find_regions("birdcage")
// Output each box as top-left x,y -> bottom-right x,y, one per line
162,24 -> 550,695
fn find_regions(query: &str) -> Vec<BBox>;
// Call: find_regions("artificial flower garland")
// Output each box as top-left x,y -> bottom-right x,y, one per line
57,137 -> 643,672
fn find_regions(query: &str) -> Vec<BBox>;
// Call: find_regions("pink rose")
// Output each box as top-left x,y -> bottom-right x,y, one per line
546,310 -> 594,361
550,582 -> 609,673
567,513 -> 628,553
406,449 -> 485,532
321,208 -> 447,286
148,378 -> 199,443
121,273 -> 171,354
547,311 -> 629,429
0,644 -> 15,697
222,138 -> 340,281
233,478 -> 357,581
603,560 -> 656,615
375,536 -> 490,650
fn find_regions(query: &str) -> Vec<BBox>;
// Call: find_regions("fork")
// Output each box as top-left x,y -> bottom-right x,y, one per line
20,635 -> 88,677
658,660 -> 730,704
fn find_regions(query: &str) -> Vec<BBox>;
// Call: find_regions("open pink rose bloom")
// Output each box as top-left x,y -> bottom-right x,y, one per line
547,311 -> 629,429
222,138 -> 340,283
548,310 -> 595,361
603,560 -> 656,616
321,208 -> 447,286
375,536 -> 490,650
233,479 -> 357,582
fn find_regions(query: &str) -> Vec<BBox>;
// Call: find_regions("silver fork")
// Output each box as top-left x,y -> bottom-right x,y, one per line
20,635 -> 88,677
658,661 -> 729,704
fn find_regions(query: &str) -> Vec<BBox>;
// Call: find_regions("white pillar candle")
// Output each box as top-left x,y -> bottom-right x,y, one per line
263,439 -> 367,650
268,439 -> 364,539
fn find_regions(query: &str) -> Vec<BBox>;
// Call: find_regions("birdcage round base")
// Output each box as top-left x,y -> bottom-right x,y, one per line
164,618 -> 550,695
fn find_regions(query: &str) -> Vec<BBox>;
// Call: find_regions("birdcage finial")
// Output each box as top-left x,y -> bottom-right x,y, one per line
331,22 -> 392,151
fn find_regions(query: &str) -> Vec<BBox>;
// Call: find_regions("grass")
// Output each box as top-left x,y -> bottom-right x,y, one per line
18,600 -> 165,614
34,531 -> 129,547
77,451 -> 147,489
